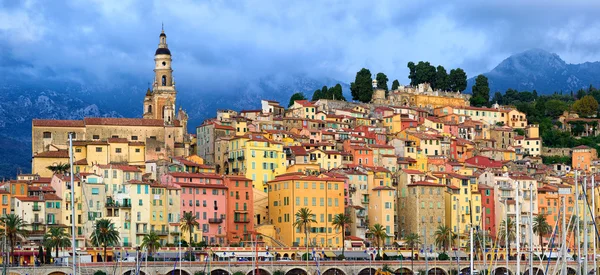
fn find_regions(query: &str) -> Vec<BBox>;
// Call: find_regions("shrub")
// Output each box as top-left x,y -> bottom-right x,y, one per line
337,255 -> 346,260
94,271 -> 107,275
194,272 -> 206,275
233,272 -> 245,275
273,271 -> 285,275
438,252 -> 450,261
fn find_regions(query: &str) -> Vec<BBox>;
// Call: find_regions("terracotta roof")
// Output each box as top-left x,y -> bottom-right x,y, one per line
168,172 -> 223,180
294,100 -> 315,107
97,164 -> 141,172
32,119 -> 84,127
372,186 -> 395,190
573,145 -> 591,150
107,138 -> 128,143
14,196 -> 43,202
44,193 -> 62,200
34,150 -> 69,158
268,174 -> 345,183
73,140 -> 108,146
73,158 -> 88,165
288,146 -> 308,156
402,169 -> 424,175
84,117 -> 180,127
408,181 -> 443,187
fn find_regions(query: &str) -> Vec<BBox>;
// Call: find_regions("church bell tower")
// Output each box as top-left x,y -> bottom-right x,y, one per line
143,27 -> 178,126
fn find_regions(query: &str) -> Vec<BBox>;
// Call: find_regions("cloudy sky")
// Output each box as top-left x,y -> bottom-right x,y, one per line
2,0 -> 600,90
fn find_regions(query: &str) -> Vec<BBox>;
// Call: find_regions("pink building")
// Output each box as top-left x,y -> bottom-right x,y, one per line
162,172 -> 228,245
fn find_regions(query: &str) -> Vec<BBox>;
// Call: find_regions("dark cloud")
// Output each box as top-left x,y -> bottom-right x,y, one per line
1,0 -> 600,91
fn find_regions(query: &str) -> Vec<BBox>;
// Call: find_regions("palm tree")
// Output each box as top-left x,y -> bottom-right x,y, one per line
180,211 -> 199,256
370,223 -> 387,254
46,162 -> 70,174
434,225 -> 456,252
141,231 -> 161,257
499,218 -> 516,258
331,213 -> 352,258
90,219 -> 120,262
43,227 -> 71,259
0,214 -> 29,264
293,207 -> 316,260
532,214 -> 552,257
404,233 -> 421,272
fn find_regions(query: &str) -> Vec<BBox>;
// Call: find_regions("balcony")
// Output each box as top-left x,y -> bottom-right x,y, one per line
237,156 -> 245,161
124,216 -> 131,221
32,218 -> 44,224
32,206 -> 42,211
136,228 -> 148,235
227,157 -> 235,162
356,212 -> 366,218
234,218 -> 250,223
153,230 -> 169,236
170,231 -> 181,236
361,199 -> 370,204
208,218 -> 223,224
30,229 -> 45,235
122,242 -> 132,247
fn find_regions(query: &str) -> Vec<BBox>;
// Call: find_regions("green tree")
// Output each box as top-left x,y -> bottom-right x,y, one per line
448,68 -> 467,92
43,227 -> 71,258
435,65 -> 449,91
90,219 -> 121,262
180,211 -> 199,255
499,218 -> 516,258
370,223 -> 387,253
491,91 -> 503,104
544,99 -> 568,118
0,214 -> 29,264
288,92 -> 307,107
376,72 -> 389,91
391,79 -> 400,90
46,162 -> 70,175
533,214 -> 552,257
576,89 -> 587,100
470,74 -> 490,107
350,68 -> 373,103
330,83 -> 346,101
311,88 -> 323,101
293,207 -> 316,259
433,225 -> 456,252
573,95 -> 599,117
141,231 -> 162,256
404,233 -> 422,272
331,213 -> 352,257
414,61 -> 437,86
407,62 -> 416,86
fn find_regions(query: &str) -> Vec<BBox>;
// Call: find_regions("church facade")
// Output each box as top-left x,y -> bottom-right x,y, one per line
31,29 -> 190,177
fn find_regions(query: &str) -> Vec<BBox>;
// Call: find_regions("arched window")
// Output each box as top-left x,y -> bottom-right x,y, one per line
148,105 -> 152,113
162,75 -> 166,86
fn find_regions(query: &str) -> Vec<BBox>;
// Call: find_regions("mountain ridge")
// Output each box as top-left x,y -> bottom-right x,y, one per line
468,48 -> 600,94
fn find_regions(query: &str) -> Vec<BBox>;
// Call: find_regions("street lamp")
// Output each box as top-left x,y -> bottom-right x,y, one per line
365,248 -> 377,275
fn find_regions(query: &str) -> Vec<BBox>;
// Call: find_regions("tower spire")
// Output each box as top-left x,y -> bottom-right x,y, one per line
162,22 -> 164,33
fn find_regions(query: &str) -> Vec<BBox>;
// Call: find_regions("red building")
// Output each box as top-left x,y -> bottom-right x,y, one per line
478,184 -> 496,241
223,175 -> 254,245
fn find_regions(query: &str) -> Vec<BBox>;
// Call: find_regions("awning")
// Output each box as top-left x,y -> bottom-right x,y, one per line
400,252 -> 413,258
351,241 -> 363,247
334,251 -> 369,259
384,252 -> 399,257
216,252 -> 274,258
451,251 -> 468,258
395,241 -> 406,246
423,252 -> 438,258
324,251 -> 337,258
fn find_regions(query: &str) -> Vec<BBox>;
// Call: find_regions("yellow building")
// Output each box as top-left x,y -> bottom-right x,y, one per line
287,100 -> 316,119
306,148 -> 343,170
267,173 -> 345,247
441,172 -> 482,247
226,134 -> 286,192
383,114 -> 402,134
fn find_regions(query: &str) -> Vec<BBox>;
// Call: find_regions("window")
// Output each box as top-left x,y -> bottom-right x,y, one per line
93,135 -> 100,139
91,188 -> 99,195
43,132 -> 51,139
116,148 -> 122,153
131,136 -> 138,140
135,148 -> 141,153
96,147 -> 103,152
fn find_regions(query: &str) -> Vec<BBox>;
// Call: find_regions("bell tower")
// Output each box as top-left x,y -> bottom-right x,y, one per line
143,26 -> 178,124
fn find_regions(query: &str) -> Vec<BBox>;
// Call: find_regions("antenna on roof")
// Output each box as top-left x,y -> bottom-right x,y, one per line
162,22 -> 164,32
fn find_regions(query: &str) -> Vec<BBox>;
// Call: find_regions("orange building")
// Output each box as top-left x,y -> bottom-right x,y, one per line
224,175 -> 254,245
343,140 -> 374,166
538,184 -> 577,249
572,145 -> 596,172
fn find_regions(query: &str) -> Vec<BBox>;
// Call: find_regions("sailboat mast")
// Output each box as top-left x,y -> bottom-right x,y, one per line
69,133 -> 76,275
